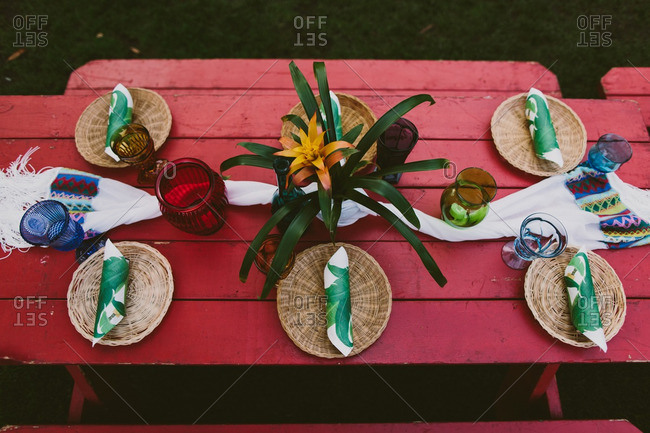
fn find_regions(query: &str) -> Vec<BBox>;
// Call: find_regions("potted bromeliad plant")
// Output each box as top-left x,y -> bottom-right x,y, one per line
221,61 -> 449,298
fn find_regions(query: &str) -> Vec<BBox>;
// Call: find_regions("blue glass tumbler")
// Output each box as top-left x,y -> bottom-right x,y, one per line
501,212 -> 568,270
587,133 -> 632,173
20,200 -> 85,251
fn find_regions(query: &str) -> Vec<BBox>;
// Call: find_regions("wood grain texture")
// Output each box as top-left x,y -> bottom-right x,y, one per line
1,61 -> 649,368
1,420 -> 642,433
601,67 -> 650,96
601,67 -> 650,126
64,59 -> 561,96
2,240 -> 648,301
1,96 -> 647,142
604,95 -> 650,127
3,138 -> 648,188
2,299 -> 650,365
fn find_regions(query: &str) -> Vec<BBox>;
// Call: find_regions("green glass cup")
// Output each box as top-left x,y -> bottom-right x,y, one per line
440,167 -> 497,228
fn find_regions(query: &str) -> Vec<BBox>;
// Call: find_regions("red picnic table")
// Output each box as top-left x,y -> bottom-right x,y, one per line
601,66 -> 650,128
1,59 -> 648,431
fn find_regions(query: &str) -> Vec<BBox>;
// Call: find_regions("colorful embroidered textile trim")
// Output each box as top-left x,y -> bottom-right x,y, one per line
49,169 -> 101,239
565,165 -> 650,249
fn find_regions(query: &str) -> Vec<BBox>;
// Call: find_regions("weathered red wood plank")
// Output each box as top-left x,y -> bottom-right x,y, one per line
601,67 -> 650,126
64,59 -> 561,96
63,88 -> 555,98
2,420 -> 642,433
603,96 -> 650,127
2,299 -> 650,365
1,96 -> 647,142
624,95 -> 650,126
3,240 -> 648,302
601,67 -> 650,97
3,137 -> 648,189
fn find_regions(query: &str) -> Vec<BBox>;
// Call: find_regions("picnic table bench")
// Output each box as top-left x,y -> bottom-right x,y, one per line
1,59 -> 648,430
64,59 -> 562,97
601,66 -> 650,129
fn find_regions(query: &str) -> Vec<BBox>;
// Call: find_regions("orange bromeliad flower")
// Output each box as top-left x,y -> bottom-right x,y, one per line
275,114 -> 354,191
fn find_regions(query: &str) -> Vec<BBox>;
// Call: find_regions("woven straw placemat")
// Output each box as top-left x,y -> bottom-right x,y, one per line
67,241 -> 174,346
280,93 -> 378,163
75,88 -> 172,168
277,243 -> 391,358
491,93 -> 587,177
524,246 -> 626,348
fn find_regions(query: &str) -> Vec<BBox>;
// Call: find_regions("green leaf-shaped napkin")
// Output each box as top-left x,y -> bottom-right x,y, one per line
564,247 -> 607,352
319,91 -> 343,140
525,87 -> 564,169
105,83 -> 133,162
324,246 -> 353,356
92,239 -> 129,346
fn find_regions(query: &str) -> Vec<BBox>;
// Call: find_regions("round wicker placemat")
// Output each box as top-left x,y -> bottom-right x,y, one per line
524,246 -> 626,348
277,243 -> 392,358
280,93 -> 378,163
75,88 -> 172,168
491,93 -> 587,177
67,241 -> 174,346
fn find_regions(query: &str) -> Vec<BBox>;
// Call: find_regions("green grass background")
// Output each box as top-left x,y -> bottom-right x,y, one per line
1,0 -> 650,430
1,0 -> 649,97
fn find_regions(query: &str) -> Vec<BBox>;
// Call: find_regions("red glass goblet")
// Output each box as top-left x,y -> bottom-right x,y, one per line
155,158 -> 228,235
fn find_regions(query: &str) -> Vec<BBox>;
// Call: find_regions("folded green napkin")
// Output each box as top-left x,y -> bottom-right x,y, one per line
319,91 -> 343,140
324,246 -> 353,356
92,239 -> 129,346
105,83 -> 133,162
564,247 -> 607,352
525,88 -> 564,169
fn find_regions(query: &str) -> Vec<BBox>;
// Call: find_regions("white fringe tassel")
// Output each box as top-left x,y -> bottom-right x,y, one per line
0,147 -> 57,259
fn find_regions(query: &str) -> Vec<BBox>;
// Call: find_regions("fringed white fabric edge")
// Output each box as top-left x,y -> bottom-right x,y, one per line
0,147 -> 59,259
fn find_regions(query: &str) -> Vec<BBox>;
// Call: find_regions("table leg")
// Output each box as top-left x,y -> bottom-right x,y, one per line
65,365 -> 102,423
492,363 -> 562,420
545,374 -> 564,419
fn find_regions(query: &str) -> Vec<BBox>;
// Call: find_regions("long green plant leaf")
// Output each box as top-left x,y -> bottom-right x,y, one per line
261,199 -> 320,298
318,183 -> 332,232
370,159 -> 450,178
329,197 -> 342,243
237,142 -> 281,158
340,124 -> 363,144
345,177 -> 420,228
220,154 -> 276,172
281,114 -> 309,132
239,192 -> 316,284
342,94 -> 435,178
345,189 -> 447,287
314,62 -> 335,144
289,61 -> 325,130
